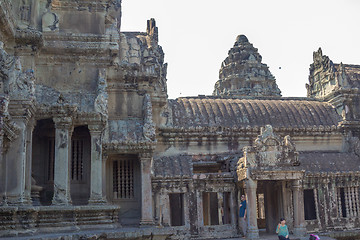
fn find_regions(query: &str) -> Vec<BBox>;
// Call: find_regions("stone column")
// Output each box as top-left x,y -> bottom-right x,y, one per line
245,178 -> 259,239
139,153 -> 154,225
0,115 -> 4,204
292,179 -> 306,237
88,124 -> 106,204
230,191 -> 236,225
24,119 -> 35,203
5,118 -> 29,205
217,192 -> 224,225
52,117 -> 73,205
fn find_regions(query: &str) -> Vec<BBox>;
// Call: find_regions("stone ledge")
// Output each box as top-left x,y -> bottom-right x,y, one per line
0,205 -> 120,238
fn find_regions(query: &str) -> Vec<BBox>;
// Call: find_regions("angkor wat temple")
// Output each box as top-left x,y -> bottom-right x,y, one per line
0,1 -> 360,239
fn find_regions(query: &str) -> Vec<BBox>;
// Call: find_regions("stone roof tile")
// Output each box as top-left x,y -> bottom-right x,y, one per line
299,152 -> 360,173
169,98 -> 341,129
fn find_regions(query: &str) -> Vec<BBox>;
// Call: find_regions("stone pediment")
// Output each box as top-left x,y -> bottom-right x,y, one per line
254,125 -> 299,167
237,125 -> 299,181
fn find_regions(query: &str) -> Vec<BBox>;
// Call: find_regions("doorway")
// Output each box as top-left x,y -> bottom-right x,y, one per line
256,181 -> 286,234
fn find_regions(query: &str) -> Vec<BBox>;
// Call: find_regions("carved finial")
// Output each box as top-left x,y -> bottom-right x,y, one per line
236,35 -> 249,44
313,47 -> 323,61
146,18 -> 158,46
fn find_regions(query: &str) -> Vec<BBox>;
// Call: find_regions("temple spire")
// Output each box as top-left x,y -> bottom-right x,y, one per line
213,34 -> 281,97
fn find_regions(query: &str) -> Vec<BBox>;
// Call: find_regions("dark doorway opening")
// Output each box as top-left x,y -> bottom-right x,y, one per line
304,189 -> 317,220
169,193 -> 185,226
32,119 -> 55,205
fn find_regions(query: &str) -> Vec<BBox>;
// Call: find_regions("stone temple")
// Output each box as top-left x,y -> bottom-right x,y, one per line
0,1 -> 360,240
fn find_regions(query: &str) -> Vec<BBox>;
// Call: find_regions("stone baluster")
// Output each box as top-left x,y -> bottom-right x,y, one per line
344,186 -> 350,217
351,186 -> 356,217
337,188 -> 342,217
245,178 -> 259,239
292,179 -> 306,237
356,187 -> 360,217
139,153 -> 154,225
52,117 -> 73,205
88,124 -> 106,204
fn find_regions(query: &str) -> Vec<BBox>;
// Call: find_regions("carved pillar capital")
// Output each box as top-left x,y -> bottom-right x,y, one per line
53,116 -> 73,130
139,152 -> 153,160
88,123 -> 105,134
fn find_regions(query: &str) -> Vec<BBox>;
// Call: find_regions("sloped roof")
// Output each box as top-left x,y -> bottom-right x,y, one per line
168,97 -> 341,128
299,152 -> 360,173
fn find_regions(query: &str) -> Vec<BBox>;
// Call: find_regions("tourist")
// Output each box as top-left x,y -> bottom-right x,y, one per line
276,218 -> 290,240
239,194 -> 247,238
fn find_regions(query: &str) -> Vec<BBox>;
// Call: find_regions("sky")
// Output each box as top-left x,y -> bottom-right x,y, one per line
120,0 -> 360,100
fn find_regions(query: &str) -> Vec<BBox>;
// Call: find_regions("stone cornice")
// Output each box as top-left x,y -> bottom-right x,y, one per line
8,99 -> 36,120
103,141 -> 156,154
15,28 -> 43,49
39,32 -> 119,58
159,125 -> 341,139
250,170 -> 305,181
305,171 -> 360,178
51,0 -> 112,12
152,177 -> 192,184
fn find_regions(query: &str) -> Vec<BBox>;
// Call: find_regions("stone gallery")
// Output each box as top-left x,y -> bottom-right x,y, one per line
0,1 -> 360,239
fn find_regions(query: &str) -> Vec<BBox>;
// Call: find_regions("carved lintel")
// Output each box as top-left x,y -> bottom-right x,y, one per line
53,116 -> 73,130
88,123 -> 105,134
139,152 -> 153,160
50,104 -> 77,118
292,179 -> 303,189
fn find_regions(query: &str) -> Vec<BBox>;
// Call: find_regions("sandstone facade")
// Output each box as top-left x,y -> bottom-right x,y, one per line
0,1 -> 360,240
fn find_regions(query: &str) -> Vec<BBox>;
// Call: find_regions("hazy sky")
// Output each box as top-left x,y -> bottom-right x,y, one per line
121,0 -> 360,99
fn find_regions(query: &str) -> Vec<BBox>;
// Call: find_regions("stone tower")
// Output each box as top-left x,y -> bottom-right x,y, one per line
213,35 -> 281,97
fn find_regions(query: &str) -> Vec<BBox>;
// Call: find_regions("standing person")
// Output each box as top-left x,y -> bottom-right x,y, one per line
239,194 -> 247,238
276,218 -> 290,240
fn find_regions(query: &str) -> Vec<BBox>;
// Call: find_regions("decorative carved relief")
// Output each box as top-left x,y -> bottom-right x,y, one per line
42,10 -> 59,32
237,125 -> 299,175
94,69 -> 108,117
143,93 -> 156,142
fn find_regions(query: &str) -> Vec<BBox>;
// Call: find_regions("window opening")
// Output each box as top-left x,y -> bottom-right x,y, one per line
113,159 -> 134,199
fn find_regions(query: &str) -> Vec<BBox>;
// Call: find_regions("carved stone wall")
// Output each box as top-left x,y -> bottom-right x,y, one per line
1,1 -> 360,239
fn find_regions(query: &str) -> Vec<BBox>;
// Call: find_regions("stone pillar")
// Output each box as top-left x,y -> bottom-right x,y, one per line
88,124 -> 106,204
24,119 -> 35,203
292,179 -> 307,237
5,119 -> 29,205
230,191 -> 236,225
217,192 -> 224,225
245,178 -> 259,239
52,117 -> 73,205
0,115 -> 4,204
139,153 -> 154,225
